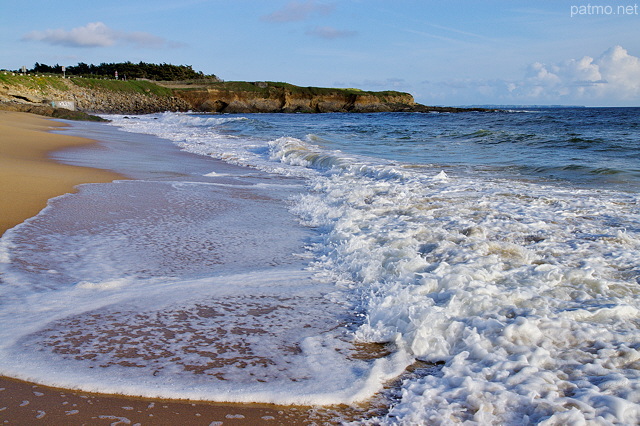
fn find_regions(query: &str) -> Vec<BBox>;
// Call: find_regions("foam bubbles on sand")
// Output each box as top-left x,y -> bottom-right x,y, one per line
0,153 -> 408,406
3,269 -> 407,405
3,111 -> 639,423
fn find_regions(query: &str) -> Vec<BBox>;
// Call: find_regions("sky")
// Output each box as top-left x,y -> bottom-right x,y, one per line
2,0 -> 640,106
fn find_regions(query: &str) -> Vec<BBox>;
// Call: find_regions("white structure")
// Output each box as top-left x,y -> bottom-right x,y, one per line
51,100 -> 76,111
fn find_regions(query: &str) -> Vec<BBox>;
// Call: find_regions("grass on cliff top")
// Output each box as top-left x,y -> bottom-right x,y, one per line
1,73 -> 411,104
0,73 -> 70,92
178,81 -> 410,99
71,78 -> 174,97
0,73 -> 173,98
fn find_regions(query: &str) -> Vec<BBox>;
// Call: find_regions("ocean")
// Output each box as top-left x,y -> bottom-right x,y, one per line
1,108 -> 639,424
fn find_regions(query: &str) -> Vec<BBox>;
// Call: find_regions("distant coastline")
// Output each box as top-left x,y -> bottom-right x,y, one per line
462,104 -> 587,109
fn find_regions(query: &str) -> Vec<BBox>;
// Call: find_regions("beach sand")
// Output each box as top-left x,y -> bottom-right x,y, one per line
0,111 -> 354,424
0,375 -> 334,424
0,110 -> 123,235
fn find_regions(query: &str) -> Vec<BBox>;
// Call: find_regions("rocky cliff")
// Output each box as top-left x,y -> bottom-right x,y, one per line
0,74 -> 189,115
1,73 -> 493,116
164,81 -> 417,113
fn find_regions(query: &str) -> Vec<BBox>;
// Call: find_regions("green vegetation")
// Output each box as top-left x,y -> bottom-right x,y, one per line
71,78 -> 174,97
4,61 -> 408,102
0,73 -> 70,93
182,81 -> 411,100
1,73 -> 174,98
28,61 -> 220,81
1,64 -> 418,116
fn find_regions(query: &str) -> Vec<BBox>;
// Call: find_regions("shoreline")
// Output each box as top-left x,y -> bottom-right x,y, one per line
0,111 -> 123,235
0,375 -> 329,424
0,111 -> 354,424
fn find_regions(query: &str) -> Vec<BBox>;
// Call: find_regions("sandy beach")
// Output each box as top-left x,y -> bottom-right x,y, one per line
0,111 -> 123,235
0,111 -> 347,424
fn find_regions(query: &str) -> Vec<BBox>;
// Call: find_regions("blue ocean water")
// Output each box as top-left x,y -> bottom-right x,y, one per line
204,108 -> 640,191
1,108 -> 639,424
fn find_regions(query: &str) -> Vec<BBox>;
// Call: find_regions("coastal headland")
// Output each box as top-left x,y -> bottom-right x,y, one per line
0,72 -> 493,116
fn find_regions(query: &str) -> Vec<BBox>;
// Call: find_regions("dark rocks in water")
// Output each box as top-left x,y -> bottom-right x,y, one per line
0,102 -> 108,121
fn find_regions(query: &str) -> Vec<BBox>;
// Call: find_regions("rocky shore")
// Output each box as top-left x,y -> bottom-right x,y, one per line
0,74 -> 188,116
0,74 -> 494,117
164,81 -> 417,113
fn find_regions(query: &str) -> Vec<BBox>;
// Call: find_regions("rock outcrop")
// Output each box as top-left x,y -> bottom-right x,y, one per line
168,82 -> 417,113
64,88 -> 189,114
0,75 -> 189,115
1,74 -> 496,116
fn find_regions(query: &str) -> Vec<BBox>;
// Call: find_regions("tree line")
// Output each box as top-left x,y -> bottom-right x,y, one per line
27,61 -> 220,81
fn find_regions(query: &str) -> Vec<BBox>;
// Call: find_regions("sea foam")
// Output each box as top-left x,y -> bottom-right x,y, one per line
1,111 -> 638,423
107,112 -> 640,423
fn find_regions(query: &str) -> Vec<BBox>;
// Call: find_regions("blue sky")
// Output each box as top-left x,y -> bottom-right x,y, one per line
2,0 -> 640,106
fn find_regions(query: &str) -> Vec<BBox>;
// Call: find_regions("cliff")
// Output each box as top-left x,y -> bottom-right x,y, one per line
1,73 -> 493,116
161,81 -> 417,113
0,73 -> 189,116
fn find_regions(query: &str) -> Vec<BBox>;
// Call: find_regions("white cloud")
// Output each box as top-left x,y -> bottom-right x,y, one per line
419,45 -> 640,106
23,22 -> 115,47
520,45 -> 640,102
22,22 -> 181,49
306,26 -> 356,39
262,0 -> 334,23
597,45 -> 640,95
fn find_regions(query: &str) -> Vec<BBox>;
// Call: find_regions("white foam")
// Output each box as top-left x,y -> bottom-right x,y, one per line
0,164 -> 411,406
203,171 -> 230,177
104,113 -> 315,178
0,269 -> 410,405
4,112 -> 636,422
102,113 -> 640,421
292,160 -> 640,423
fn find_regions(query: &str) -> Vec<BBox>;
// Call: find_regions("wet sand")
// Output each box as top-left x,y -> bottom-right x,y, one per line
0,111 -> 355,424
0,111 -> 122,235
0,375 -> 341,425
